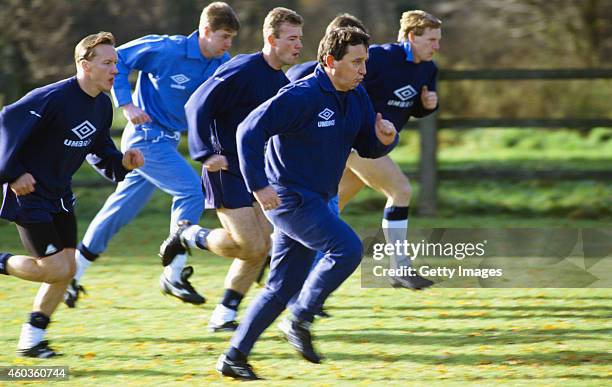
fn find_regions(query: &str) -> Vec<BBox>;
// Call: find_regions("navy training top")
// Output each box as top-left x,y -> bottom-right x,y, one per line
238,65 -> 398,201
0,77 -> 127,220
186,52 -> 289,174
286,41 -> 438,131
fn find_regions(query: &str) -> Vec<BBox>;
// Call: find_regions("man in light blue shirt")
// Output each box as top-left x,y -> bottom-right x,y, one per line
64,2 -> 240,307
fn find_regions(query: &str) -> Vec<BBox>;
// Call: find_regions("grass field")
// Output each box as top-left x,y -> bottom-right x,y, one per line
1,128 -> 611,385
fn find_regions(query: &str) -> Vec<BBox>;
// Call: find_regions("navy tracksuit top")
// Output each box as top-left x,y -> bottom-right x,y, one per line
286,41 -> 438,131
237,65 -> 398,202
0,77 -> 127,220
186,52 -> 289,174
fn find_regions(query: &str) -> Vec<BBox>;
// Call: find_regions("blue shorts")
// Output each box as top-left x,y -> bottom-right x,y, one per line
201,168 -> 254,210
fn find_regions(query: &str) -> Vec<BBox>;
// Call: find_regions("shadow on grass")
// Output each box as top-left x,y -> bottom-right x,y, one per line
337,312 -> 611,320
71,368 -> 202,378
328,305 -> 612,312
316,328 -> 611,347
322,350 -> 611,366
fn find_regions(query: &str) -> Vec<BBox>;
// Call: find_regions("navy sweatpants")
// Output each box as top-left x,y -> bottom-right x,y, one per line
230,187 -> 362,356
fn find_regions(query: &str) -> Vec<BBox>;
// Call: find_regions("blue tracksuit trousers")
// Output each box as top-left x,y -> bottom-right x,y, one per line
230,188 -> 362,356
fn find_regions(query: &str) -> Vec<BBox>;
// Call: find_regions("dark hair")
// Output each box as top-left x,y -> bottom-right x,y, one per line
318,27 -> 370,66
74,31 -> 115,62
325,13 -> 368,35
200,2 -> 240,32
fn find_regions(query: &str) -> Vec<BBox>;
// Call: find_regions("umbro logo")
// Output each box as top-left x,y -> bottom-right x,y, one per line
317,108 -> 336,128
171,74 -> 190,84
318,108 -> 334,120
171,74 -> 190,89
71,120 -> 97,140
64,121 -> 96,148
393,84 -> 417,101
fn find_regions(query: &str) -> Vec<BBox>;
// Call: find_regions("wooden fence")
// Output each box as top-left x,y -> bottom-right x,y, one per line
413,68 -> 612,215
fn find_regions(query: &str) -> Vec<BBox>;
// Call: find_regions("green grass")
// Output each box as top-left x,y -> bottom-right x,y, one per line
1,202 -> 611,385
1,127 -> 610,384
1,243 -> 610,385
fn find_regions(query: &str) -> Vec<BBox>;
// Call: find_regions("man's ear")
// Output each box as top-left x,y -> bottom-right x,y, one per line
324,54 -> 336,69
79,60 -> 90,73
407,30 -> 416,44
202,25 -> 211,39
266,33 -> 276,47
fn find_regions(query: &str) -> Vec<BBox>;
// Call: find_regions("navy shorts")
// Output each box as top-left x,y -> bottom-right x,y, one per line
201,169 -> 254,210
16,211 -> 77,257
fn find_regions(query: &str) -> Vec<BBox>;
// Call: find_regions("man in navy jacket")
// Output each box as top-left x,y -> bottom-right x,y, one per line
287,10 -> 442,290
162,7 -> 304,332
216,27 -> 398,380
0,32 -> 144,357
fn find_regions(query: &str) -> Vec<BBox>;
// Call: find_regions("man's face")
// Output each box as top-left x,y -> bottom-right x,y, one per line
204,28 -> 237,57
409,27 -> 441,63
272,23 -> 303,66
84,44 -> 118,93
328,44 -> 368,92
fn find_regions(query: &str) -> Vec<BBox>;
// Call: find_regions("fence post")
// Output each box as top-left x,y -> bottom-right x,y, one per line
418,112 -> 438,216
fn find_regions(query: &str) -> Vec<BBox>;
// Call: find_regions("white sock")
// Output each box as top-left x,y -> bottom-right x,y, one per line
182,225 -> 203,249
210,304 -> 237,325
382,218 -> 411,269
74,250 -> 92,282
17,323 -> 45,349
164,253 -> 187,283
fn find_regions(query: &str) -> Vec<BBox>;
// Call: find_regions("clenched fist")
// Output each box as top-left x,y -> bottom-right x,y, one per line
421,85 -> 438,110
375,113 -> 397,145
122,148 -> 145,170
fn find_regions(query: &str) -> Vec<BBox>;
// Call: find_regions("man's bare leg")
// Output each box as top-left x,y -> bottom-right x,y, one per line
179,203 -> 272,330
340,153 -> 432,289
3,249 -> 76,354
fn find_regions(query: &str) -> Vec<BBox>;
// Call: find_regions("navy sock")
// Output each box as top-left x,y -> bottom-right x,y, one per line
226,346 -> 247,362
383,206 -> 409,221
0,253 -> 13,275
77,243 -> 99,262
195,228 -> 211,250
29,312 -> 50,330
221,289 -> 244,311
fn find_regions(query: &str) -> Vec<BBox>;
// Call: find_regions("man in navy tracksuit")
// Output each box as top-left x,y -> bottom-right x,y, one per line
0,32 -> 144,357
161,7 -> 304,332
286,10 -> 442,290
216,27 -> 398,380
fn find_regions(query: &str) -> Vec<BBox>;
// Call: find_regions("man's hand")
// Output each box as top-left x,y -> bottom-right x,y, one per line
122,103 -> 152,125
420,85 -> 438,110
375,113 -> 397,145
253,185 -> 281,211
203,155 -> 229,172
122,149 -> 145,170
10,173 -> 36,196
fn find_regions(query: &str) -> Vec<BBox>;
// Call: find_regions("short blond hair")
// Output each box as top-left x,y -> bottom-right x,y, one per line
398,10 -> 441,42
74,31 -> 115,63
263,7 -> 303,40
199,2 -> 240,32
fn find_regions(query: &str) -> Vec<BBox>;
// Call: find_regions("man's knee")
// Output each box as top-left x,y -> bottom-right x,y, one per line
390,180 -> 412,203
238,235 -> 271,261
333,235 -> 363,268
40,249 -> 75,283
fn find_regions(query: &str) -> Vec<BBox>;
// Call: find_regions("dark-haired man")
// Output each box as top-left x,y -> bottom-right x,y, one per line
287,10 -> 442,290
216,27 -> 398,380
